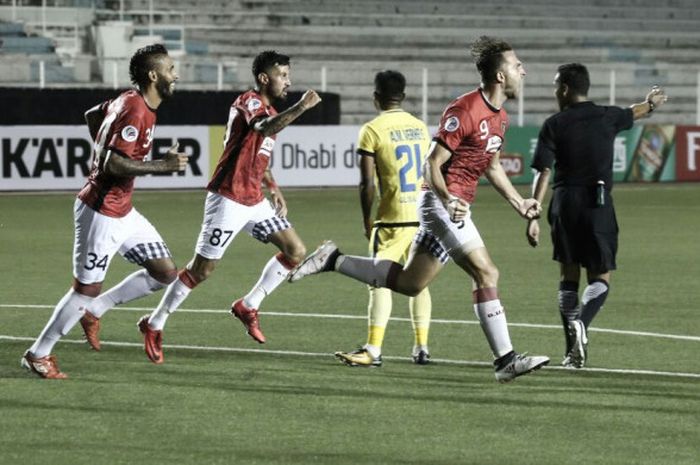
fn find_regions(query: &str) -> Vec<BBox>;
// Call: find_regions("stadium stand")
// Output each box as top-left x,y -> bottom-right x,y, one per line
0,0 -> 96,84
0,19 -> 65,83
1,0 -> 699,124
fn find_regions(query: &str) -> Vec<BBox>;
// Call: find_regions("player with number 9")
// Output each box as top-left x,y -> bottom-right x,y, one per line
290,37 -> 549,382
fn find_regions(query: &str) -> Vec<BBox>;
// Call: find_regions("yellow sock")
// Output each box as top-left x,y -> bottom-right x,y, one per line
410,287 -> 431,347
366,287 -> 392,348
412,327 -> 427,347
367,325 -> 386,348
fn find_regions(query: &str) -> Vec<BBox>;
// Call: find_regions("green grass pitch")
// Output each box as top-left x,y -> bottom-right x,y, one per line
1,184 -> 698,465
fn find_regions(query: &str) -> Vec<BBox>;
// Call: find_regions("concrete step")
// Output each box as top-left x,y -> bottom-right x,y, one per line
125,0 -> 700,21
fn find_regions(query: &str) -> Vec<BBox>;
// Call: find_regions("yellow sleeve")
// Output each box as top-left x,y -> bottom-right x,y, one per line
357,123 -> 379,155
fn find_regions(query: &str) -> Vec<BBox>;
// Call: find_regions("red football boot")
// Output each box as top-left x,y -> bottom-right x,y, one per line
137,315 -> 164,364
80,311 -> 101,351
21,351 -> 68,379
231,299 -> 266,343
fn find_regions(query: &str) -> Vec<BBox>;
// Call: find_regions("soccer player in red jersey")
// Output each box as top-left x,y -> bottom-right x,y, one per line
21,44 -> 188,378
290,37 -> 550,382
137,51 -> 321,364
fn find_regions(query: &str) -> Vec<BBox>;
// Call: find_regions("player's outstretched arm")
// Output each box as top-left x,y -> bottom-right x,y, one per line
254,90 -> 322,137
485,151 -> 541,220
104,142 -> 189,177
526,168 -> 551,247
424,142 -> 468,222
631,86 -> 668,120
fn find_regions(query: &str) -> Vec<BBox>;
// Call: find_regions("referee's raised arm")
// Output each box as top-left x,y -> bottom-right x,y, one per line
631,86 -> 668,120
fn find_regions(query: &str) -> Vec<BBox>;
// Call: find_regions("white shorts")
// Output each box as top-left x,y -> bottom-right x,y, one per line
73,199 -> 171,283
195,192 -> 292,260
413,190 -> 485,263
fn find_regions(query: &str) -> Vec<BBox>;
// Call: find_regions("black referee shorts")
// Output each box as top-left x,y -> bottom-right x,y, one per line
548,186 -> 618,272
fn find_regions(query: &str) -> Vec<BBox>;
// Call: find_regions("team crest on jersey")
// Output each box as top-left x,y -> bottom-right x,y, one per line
248,99 -> 262,112
121,125 -> 139,142
444,116 -> 460,132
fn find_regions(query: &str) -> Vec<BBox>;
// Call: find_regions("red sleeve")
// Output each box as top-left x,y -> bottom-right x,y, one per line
433,106 -> 474,152
106,98 -> 146,159
237,94 -> 271,126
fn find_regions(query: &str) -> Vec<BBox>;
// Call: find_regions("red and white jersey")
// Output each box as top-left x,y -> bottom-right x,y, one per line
78,90 -> 157,217
207,90 -> 277,205
430,88 -> 509,203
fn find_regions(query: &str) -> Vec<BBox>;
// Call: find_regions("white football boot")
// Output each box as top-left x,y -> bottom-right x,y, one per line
494,352 -> 550,383
287,240 -> 339,283
567,319 -> 588,368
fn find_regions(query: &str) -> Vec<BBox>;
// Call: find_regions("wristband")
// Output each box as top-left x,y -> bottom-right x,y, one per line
647,99 -> 655,112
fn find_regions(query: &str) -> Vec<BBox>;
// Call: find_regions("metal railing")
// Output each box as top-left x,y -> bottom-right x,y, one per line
2,2 -> 699,125
9,61 -> 697,125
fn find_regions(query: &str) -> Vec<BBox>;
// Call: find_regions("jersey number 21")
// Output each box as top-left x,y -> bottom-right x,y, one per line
395,144 -> 422,192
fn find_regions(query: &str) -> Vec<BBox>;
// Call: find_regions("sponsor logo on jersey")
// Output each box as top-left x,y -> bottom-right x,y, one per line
248,99 -> 262,112
259,136 -> 275,157
485,135 -> 503,153
444,116 -> 460,132
121,125 -> 139,142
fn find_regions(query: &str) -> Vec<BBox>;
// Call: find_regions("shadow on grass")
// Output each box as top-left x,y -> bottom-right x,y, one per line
108,350 -> 699,418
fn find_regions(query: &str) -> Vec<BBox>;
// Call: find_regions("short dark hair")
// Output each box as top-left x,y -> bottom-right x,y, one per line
129,43 -> 169,89
470,36 -> 513,84
252,50 -> 291,82
557,63 -> 590,96
374,70 -> 406,102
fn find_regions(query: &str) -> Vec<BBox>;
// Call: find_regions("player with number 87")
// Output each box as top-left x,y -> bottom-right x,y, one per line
135,50 -> 321,364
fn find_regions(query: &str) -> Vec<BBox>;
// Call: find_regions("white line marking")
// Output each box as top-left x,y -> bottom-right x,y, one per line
3,335 -> 699,379
3,303 -> 699,342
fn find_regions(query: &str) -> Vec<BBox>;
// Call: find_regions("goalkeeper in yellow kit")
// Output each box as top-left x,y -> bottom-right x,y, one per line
335,70 -> 432,366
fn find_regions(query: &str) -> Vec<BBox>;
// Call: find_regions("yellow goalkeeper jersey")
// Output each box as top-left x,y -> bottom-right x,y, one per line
357,109 -> 430,224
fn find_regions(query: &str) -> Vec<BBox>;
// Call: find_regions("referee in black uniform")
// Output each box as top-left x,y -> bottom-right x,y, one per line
527,63 -> 667,368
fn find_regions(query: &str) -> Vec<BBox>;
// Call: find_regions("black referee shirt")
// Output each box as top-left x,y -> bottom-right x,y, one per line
531,101 -> 634,189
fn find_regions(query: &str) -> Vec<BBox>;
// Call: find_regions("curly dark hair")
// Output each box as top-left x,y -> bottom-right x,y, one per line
129,43 -> 169,89
470,36 -> 513,84
252,50 -> 291,83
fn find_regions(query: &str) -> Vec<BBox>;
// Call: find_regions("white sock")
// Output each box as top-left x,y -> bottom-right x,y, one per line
581,280 -> 608,305
364,344 -> 381,358
243,255 -> 291,309
147,277 -> 193,331
89,269 -> 165,318
336,255 -> 397,288
29,289 -> 93,358
412,344 -> 429,356
473,295 -> 513,358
